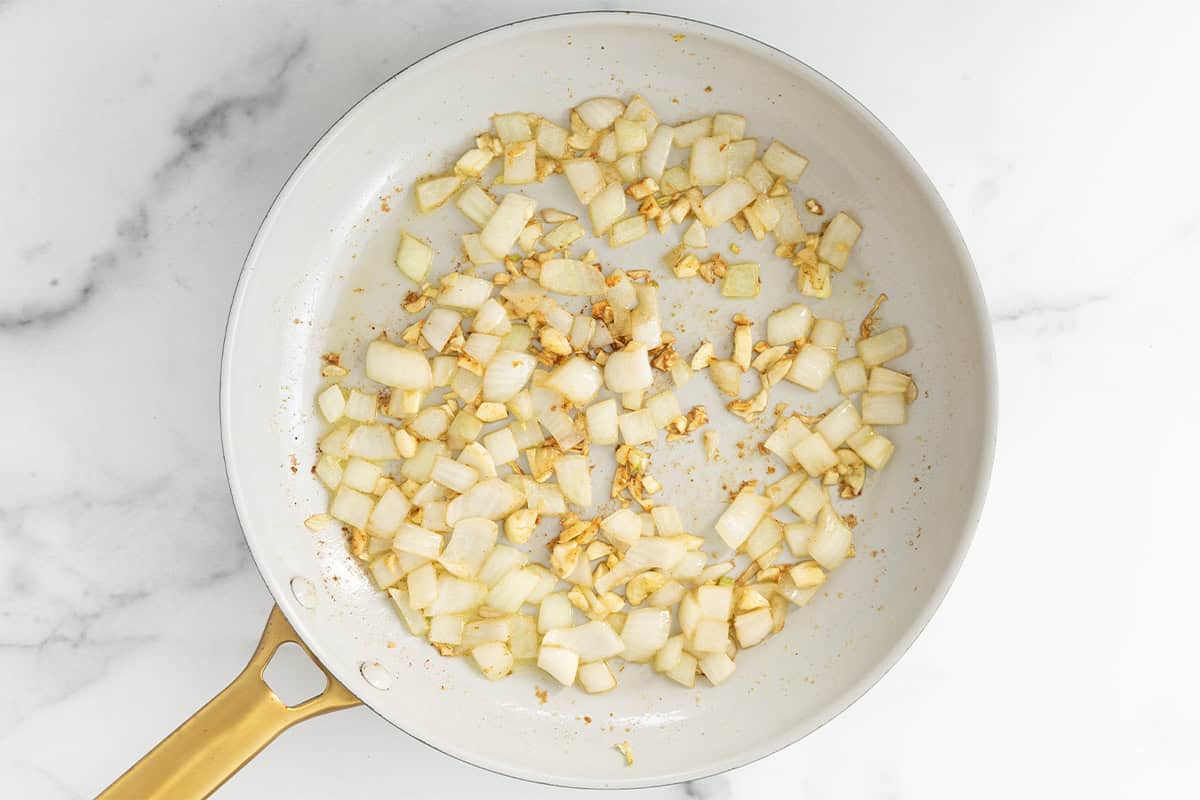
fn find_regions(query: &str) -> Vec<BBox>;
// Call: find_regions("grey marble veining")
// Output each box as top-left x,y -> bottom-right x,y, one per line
1,0 -> 1197,798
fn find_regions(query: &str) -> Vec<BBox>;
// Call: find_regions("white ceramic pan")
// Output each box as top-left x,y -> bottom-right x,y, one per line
100,11 -> 995,797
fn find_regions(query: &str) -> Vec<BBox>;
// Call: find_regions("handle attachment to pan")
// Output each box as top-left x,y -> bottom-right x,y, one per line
98,604 -> 361,799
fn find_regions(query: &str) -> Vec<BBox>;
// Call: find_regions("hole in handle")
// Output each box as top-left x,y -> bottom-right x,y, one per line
261,642 -> 327,708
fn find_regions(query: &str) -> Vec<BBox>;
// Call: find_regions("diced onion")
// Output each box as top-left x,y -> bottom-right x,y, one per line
537,644 -> 580,686
814,400 -> 863,448
861,392 -> 907,425
701,177 -> 756,225
538,259 -> 606,296
715,490 -> 770,549
588,182 -> 627,236
761,140 -> 809,181
543,621 -> 625,662
817,211 -> 862,270
856,326 -> 909,367
575,97 -> 625,130
480,193 -> 536,257
689,135 -> 730,187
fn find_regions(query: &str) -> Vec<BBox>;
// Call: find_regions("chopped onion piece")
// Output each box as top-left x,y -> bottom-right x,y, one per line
817,211 -> 862,270
429,614 -> 465,645
861,392 -> 907,425
543,621 -> 625,662
588,182 -> 627,236
712,112 -> 746,139
576,97 -> 625,130
387,588 -> 428,635
537,645 -> 580,686
835,358 -> 869,394
770,195 -> 806,244
785,344 -> 835,391
717,261 -> 758,298
692,619 -> 730,653
734,608 -> 773,648
815,400 -> 863,448
673,116 -> 713,147
486,568 -> 539,613
342,458 -> 383,492
578,660 -> 617,693
641,124 -> 673,180
786,479 -> 827,523
368,487 -> 412,536
400,440 -> 446,482
609,215 -> 648,247
394,233 -> 433,283
698,652 -> 736,686
543,219 -> 586,250
792,433 -> 839,477
431,456 -> 479,493
856,326 -> 909,367
743,516 -> 784,562
708,359 -> 743,397
614,117 -> 648,154
545,357 -> 602,406
480,193 -> 536,257
604,343 -> 652,393
621,608 -> 671,662
762,140 -> 809,181
446,479 -> 525,523
618,408 -> 656,445
462,233 -> 496,265
483,352 -> 536,402
415,175 -> 462,212
683,219 -> 708,248
428,575 -> 486,616
868,366 -> 912,394
438,272 -> 492,311
393,523 -> 443,559
809,506 -> 853,570
689,134 -> 730,187
478,546 -> 529,587
601,507 -> 643,546
330,486 -> 373,530
810,318 -> 844,350
454,148 -> 493,177
317,385 -> 346,423
456,184 -> 497,227
344,390 -> 377,423
715,489 -> 770,549
554,454 -> 592,507
846,425 -> 895,470
347,424 -> 400,460
535,118 -> 569,158
562,158 -> 606,205
645,391 -> 681,429
585,399 -> 619,445
421,308 -> 461,353
539,259 -> 606,296
492,112 -> 533,143
471,641 -> 513,681
798,261 -> 832,299
539,592 -> 574,633
502,140 -> 535,184
700,177 -> 756,225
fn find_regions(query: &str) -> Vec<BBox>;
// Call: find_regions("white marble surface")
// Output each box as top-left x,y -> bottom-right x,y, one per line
2,0 -> 1198,797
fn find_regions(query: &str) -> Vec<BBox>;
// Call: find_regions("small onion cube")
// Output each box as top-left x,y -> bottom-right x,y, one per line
835,358 -> 869,394
406,562 -> 438,609
392,523 -> 443,559
786,344 -> 835,391
609,215 -> 648,247
400,440 -> 446,482
394,232 -> 433,283
502,140 -> 535,184
762,140 -> 809,181
786,479 -> 827,523
856,326 -> 909,367
438,272 -> 492,311
483,352 -> 536,402
588,182 -> 627,236
539,592 -> 574,633
315,454 -> 342,488
537,645 -> 580,686
455,184 -> 497,227
428,575 -> 487,616
471,642 -> 513,681
454,148 -> 493,177
535,118 -> 569,158
847,425 -> 895,470
421,308 -> 461,353
477,546 -> 528,587
342,458 -> 383,493
673,116 -> 713,148
543,219 -> 586,250
764,417 -> 812,467
463,332 -> 500,365
784,522 -> 815,558
578,660 -> 617,693
585,399 -> 619,445
614,117 -> 648,153
539,258 -> 606,296
815,400 -> 863,448
725,139 -> 757,178
317,384 -> 346,423
415,175 -> 462,213
387,587 -> 428,635
366,340 -> 433,390
621,608 -> 671,662
792,433 -> 839,477
743,516 -> 784,562
601,507 -> 643,546
618,408 -> 656,445
431,456 -> 479,493
868,366 -> 912,394
771,195 -> 806,244
486,568 -> 539,613
666,652 -> 699,687
699,652 -> 736,686
543,621 -> 625,662
799,261 -> 833,299
604,343 -> 652,393
446,479 -> 525,523
715,490 -> 771,549
696,584 -> 734,620
330,486 -> 374,530
641,124 -> 674,180
576,97 -> 625,129
480,193 -> 537,257
429,614 -> 465,645
482,427 -> 519,466
734,608 -> 773,648
562,158 -> 606,205
701,177 -> 756,225
368,486 -> 412,537
765,471 -> 805,509
689,135 -> 730,187
554,454 -> 592,507
809,506 -> 853,570
861,392 -> 907,426
691,619 -> 730,653
645,391 -> 681,429
509,614 -> 539,660
492,112 -> 533,143
347,425 -> 399,460
721,262 -> 760,298
817,211 -> 863,271
712,112 -> 746,139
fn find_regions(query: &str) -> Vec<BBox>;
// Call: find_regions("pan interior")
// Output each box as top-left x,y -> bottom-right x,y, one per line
222,12 -> 994,789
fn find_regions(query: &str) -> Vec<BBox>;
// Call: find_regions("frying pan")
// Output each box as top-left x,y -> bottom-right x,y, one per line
99,11 -> 996,797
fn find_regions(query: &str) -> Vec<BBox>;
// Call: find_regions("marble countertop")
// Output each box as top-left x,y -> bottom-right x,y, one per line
3,1 -> 1197,797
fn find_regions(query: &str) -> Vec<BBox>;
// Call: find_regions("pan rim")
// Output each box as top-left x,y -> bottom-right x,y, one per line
219,9 -> 997,789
